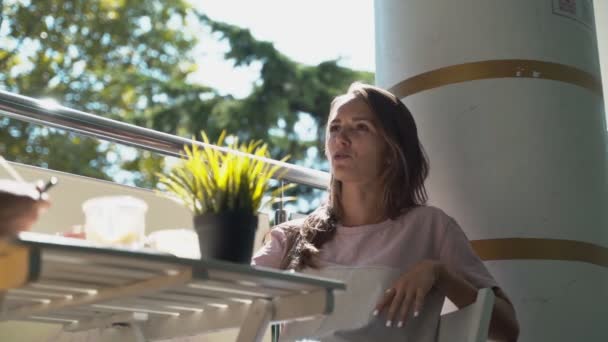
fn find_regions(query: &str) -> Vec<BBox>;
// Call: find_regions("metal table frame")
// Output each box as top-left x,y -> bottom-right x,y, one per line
0,232 -> 345,341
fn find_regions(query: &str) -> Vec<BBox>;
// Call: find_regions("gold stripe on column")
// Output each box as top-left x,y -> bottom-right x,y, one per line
471,238 -> 608,268
389,59 -> 603,98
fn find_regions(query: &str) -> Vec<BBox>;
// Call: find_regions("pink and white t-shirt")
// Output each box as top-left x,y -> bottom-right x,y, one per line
252,205 -> 499,342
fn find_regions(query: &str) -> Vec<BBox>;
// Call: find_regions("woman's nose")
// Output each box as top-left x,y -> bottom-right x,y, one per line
336,128 -> 351,145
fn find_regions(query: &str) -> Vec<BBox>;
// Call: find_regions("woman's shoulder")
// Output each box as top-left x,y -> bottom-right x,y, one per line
396,205 -> 458,232
271,217 -> 306,235
401,204 -> 453,221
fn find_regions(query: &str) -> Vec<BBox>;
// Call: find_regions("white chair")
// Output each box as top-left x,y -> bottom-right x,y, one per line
437,288 -> 495,342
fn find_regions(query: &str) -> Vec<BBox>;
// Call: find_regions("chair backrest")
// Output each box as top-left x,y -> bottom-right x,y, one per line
437,288 -> 495,342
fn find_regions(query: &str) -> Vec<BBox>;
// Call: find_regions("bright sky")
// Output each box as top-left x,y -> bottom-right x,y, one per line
189,0 -> 376,98
188,0 -> 608,116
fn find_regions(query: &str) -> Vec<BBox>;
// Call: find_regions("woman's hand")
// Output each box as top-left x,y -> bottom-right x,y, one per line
0,179 -> 51,236
373,259 -> 443,328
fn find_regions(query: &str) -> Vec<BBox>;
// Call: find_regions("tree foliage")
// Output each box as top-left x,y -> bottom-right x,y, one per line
0,0 -> 373,204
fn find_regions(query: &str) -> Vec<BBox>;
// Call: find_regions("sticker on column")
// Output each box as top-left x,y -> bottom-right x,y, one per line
552,0 -> 595,30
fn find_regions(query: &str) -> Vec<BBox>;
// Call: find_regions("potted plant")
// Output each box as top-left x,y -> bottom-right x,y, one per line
157,131 -> 292,263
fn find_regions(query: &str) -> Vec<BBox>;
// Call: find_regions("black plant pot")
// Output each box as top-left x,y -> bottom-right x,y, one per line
194,211 -> 258,264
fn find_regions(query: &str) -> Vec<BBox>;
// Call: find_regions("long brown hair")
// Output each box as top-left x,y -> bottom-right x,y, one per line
280,82 -> 429,270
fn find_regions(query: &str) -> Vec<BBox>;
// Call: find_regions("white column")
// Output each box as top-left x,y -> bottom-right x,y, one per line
375,0 -> 607,341
596,0 -> 608,119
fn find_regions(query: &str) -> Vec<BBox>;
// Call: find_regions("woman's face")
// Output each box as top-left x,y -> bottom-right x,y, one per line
326,95 -> 387,184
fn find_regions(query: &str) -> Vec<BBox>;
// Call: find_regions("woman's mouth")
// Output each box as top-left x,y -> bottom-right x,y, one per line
333,153 -> 352,161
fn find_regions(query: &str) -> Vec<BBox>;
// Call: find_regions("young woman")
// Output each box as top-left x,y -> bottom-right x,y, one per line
253,83 -> 519,341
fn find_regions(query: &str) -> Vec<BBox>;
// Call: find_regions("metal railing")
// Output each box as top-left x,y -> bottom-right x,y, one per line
0,90 -> 330,189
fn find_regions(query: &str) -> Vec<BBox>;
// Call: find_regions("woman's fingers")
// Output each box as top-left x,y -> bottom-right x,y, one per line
414,287 -> 425,318
0,195 -> 50,235
374,262 -> 436,328
373,287 -> 396,316
12,215 -> 38,232
1,196 -> 35,217
36,198 -> 51,212
385,288 -> 406,327
397,289 -> 415,327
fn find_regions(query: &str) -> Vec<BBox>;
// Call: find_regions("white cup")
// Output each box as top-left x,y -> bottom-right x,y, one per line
82,196 -> 148,248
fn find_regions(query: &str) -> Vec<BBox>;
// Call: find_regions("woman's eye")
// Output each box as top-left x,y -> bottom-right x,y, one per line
356,123 -> 369,131
329,125 -> 339,132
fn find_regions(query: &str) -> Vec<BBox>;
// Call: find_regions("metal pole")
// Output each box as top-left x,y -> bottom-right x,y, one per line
0,90 -> 330,189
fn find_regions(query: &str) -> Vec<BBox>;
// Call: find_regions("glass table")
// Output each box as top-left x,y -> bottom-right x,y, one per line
0,232 -> 345,341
